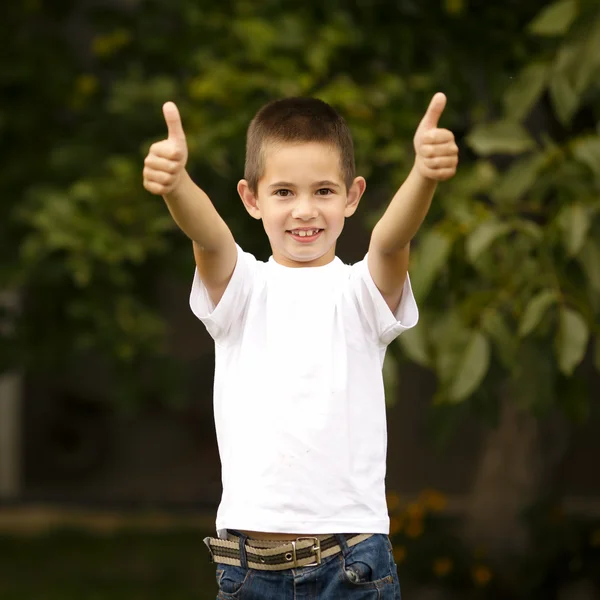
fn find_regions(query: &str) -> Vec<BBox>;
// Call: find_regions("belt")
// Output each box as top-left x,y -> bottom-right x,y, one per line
203,532 -> 373,571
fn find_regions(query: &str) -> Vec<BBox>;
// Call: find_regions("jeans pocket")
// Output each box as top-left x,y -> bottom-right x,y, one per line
341,535 -> 395,589
216,564 -> 253,598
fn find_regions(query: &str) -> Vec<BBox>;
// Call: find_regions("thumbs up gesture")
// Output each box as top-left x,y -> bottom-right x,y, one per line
143,102 -> 188,195
413,93 -> 458,182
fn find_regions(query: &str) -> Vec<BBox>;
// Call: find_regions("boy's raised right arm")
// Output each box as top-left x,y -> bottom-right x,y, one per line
143,102 -> 237,306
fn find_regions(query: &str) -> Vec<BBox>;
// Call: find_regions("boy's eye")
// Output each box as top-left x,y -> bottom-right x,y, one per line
316,188 -> 335,196
275,189 -> 292,197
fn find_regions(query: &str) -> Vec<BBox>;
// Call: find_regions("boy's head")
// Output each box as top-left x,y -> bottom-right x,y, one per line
238,97 -> 366,268
244,97 -> 356,194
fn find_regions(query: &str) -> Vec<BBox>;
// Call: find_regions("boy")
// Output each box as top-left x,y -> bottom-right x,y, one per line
143,95 -> 458,599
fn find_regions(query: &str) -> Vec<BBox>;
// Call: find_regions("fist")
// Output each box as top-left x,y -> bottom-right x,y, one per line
143,102 -> 188,195
413,93 -> 458,182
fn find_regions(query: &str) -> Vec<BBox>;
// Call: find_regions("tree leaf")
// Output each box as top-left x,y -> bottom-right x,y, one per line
466,220 -> 511,263
557,307 -> 589,375
554,40 -> 584,75
519,290 -> 558,337
410,230 -> 454,299
448,331 -> 490,402
529,0 -> 577,36
557,202 -> 590,256
503,61 -> 551,120
431,311 -> 472,386
549,72 -> 580,125
397,324 -> 430,367
571,135 -> 600,178
481,310 -> 518,369
466,121 -> 536,156
572,15 -> 600,93
492,152 -> 548,204
514,220 -> 544,241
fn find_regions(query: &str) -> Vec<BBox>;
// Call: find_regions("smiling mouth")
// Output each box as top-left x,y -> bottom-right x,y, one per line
288,228 -> 323,237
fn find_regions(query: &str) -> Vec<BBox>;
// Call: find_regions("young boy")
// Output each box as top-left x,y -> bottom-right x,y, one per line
143,95 -> 458,599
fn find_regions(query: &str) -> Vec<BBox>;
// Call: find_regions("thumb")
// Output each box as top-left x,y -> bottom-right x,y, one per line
163,101 -> 186,143
419,92 -> 447,131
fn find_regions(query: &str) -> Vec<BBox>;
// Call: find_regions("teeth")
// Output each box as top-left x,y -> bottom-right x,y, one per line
292,229 -> 318,237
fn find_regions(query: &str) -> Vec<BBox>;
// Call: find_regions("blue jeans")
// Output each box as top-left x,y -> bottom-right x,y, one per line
214,532 -> 401,599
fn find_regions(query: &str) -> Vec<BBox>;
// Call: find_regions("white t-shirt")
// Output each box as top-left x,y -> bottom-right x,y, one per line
190,245 -> 418,538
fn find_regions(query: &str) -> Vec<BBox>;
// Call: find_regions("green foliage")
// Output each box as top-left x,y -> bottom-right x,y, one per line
387,0 -> 600,423
528,0 -> 577,36
448,331 -> 490,403
6,0 -> 594,418
466,121 -> 536,156
518,290 -> 558,337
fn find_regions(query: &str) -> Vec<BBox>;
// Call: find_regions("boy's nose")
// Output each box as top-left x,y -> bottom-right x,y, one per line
291,196 -> 318,220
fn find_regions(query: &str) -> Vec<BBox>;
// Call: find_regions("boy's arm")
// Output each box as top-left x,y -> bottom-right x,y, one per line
368,93 -> 458,312
143,102 -> 237,306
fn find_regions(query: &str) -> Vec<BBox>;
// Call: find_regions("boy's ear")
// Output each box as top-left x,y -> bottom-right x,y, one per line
238,179 -> 262,220
344,176 -> 366,217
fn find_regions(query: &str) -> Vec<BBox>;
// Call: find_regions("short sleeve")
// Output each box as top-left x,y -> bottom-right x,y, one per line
189,244 -> 257,341
350,254 -> 419,346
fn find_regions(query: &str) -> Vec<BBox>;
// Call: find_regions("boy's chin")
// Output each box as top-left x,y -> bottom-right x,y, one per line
274,245 -> 336,267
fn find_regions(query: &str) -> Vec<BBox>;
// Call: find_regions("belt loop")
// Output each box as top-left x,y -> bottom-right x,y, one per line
226,529 -> 250,569
334,534 -> 351,558
238,531 -> 250,569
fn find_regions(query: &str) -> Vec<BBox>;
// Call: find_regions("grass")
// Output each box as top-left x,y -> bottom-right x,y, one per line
0,529 -> 218,600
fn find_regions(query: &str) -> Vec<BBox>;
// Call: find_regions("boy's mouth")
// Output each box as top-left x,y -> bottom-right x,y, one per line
287,228 -> 323,242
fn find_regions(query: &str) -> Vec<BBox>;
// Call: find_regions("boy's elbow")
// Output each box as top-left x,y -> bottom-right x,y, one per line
369,225 -> 410,256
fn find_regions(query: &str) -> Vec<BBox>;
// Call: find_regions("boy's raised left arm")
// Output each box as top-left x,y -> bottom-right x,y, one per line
368,93 -> 458,312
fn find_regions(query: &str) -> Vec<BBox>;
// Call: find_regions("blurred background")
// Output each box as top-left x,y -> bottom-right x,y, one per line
1,0 -> 600,598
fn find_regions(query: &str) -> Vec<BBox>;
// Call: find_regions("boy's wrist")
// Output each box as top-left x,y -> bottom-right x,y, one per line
412,160 -> 441,187
163,168 -> 191,201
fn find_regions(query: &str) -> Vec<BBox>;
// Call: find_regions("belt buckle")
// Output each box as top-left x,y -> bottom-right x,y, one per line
291,537 -> 321,567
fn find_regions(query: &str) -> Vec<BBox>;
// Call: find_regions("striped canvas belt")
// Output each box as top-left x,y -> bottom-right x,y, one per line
203,532 -> 373,571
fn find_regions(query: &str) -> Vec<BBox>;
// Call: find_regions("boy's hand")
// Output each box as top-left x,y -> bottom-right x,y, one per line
413,93 -> 458,182
143,102 -> 188,195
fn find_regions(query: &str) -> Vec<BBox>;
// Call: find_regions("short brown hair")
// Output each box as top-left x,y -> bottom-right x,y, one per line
244,97 -> 355,193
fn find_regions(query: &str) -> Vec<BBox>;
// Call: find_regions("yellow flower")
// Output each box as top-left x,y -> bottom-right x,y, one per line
591,529 -> 600,547
472,565 -> 493,586
405,519 -> 424,539
389,516 -> 403,535
420,489 -> 447,512
433,557 -> 453,577
386,492 -> 401,512
92,29 -> 131,58
405,502 -> 425,520
444,0 -> 464,15
70,75 -> 99,110
393,546 -> 407,563
75,75 -> 99,97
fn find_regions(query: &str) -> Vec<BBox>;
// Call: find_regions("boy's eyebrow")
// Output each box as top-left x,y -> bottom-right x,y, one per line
268,180 -> 342,189
269,181 -> 296,189
314,180 -> 341,188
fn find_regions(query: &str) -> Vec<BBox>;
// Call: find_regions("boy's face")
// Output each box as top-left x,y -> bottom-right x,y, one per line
239,142 -> 365,268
